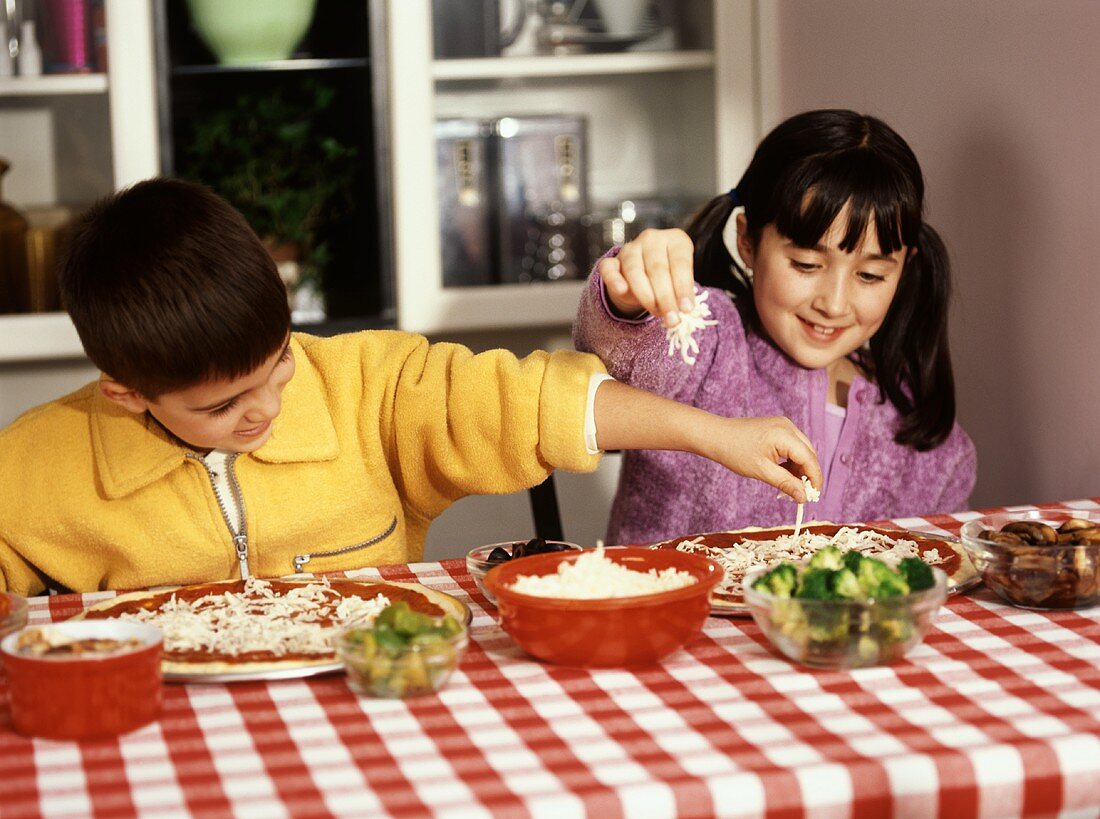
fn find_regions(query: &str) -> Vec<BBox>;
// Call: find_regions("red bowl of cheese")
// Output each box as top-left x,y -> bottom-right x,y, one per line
1,620 -> 164,739
484,547 -> 722,668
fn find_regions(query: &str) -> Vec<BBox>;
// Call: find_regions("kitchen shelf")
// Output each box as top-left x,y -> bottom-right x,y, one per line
432,50 -> 714,81
0,74 -> 108,96
388,1 -> 758,335
173,57 -> 368,76
0,313 -> 84,362
400,281 -> 588,334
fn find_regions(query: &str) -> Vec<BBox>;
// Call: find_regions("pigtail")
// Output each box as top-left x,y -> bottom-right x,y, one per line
684,194 -> 765,332
685,194 -> 737,288
869,223 -> 956,450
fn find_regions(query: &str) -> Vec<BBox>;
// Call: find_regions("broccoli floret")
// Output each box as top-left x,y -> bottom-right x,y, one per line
809,602 -> 849,646
795,567 -> 837,599
832,567 -> 863,600
872,613 -> 913,644
808,546 -> 844,571
898,557 -> 936,591
752,562 -> 798,598
842,550 -> 864,573
857,559 -> 910,598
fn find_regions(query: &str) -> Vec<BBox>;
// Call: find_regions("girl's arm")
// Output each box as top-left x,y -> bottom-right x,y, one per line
599,229 -> 698,321
594,379 -> 822,504
574,231 -> 725,402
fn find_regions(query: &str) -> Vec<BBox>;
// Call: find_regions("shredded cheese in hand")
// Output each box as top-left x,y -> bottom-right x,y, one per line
665,289 -> 718,365
780,475 -> 821,538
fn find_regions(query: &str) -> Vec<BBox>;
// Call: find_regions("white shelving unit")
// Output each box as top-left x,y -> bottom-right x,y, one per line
0,0 -> 159,363
431,49 -> 714,81
386,1 -> 761,335
0,74 -> 108,96
1,0 -> 770,357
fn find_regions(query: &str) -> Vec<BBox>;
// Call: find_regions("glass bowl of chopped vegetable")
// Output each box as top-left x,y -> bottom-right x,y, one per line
339,602 -> 468,698
959,510 -> 1100,610
467,539 -> 581,603
483,546 -> 723,668
742,546 -> 948,669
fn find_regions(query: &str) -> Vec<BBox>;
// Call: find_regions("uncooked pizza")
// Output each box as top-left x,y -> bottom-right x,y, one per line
649,523 -> 979,614
76,576 -> 468,677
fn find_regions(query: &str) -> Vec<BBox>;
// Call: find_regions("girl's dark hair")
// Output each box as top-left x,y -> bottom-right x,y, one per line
59,177 -> 291,399
688,109 -> 955,451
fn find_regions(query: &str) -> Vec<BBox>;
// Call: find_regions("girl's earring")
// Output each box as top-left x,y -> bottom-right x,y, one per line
743,266 -> 754,282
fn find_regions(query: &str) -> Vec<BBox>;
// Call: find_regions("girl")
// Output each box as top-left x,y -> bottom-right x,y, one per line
574,109 -> 976,545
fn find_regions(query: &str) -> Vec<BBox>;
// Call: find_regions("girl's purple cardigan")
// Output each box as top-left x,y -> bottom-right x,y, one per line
573,271 -> 977,546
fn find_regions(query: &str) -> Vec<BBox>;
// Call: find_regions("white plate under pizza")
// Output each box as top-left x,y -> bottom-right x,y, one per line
647,523 -> 980,616
74,575 -> 470,682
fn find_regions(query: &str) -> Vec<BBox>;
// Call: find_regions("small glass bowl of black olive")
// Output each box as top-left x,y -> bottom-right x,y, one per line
467,538 -> 581,603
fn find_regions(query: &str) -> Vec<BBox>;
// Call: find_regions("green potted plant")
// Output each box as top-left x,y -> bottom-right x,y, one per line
178,79 -> 358,316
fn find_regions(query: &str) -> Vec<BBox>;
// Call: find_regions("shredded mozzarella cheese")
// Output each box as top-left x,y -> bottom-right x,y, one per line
793,476 -> 820,538
665,289 -> 718,365
667,527 -> 947,598
113,577 -> 390,658
508,545 -> 697,599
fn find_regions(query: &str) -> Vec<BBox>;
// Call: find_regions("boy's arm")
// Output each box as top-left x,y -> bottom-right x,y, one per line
593,379 -> 822,504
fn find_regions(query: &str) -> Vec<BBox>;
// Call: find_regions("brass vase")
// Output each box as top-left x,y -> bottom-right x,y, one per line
0,159 -> 29,314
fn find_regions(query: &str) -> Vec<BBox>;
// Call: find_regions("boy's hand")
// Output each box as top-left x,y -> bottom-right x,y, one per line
593,381 -> 823,503
702,416 -> 823,504
600,229 -> 696,327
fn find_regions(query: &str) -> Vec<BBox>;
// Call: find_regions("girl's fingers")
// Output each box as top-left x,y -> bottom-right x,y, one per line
777,435 -> 823,493
638,232 -> 679,325
617,242 -> 658,316
598,256 -> 624,291
666,232 -> 697,312
759,460 -> 809,503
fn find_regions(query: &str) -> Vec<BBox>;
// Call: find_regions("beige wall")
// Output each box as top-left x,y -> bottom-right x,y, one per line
773,0 -> 1100,507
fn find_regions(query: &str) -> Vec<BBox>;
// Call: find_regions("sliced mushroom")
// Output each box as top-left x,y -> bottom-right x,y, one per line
1002,521 -> 1058,544
984,530 -> 1026,545
1058,518 -> 1095,534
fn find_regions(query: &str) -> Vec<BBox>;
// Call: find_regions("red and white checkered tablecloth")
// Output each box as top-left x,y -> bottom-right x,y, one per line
2,500 -> 1100,819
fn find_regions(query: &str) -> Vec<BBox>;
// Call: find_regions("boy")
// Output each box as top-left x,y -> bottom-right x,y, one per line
0,179 -> 819,595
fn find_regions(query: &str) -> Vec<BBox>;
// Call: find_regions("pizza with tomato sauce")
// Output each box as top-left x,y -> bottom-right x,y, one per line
649,523 -> 979,615
77,576 -> 468,679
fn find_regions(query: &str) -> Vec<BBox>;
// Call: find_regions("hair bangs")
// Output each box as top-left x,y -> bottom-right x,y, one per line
772,150 -> 921,256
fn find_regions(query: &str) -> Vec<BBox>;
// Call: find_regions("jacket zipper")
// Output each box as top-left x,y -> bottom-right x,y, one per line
292,516 -> 398,574
187,452 -> 250,579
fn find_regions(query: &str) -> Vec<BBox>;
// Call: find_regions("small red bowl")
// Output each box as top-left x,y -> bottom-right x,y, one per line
484,547 -> 722,667
0,592 -> 29,641
1,620 -> 164,740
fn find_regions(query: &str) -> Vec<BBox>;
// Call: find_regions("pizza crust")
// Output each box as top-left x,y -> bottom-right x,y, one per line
74,577 -> 469,678
651,523 -> 978,610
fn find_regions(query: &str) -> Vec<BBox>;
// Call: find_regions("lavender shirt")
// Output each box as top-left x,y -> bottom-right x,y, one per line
574,270 -> 977,545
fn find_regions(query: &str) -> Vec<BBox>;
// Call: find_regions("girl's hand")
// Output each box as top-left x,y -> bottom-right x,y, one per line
703,416 -> 824,504
599,228 -> 697,327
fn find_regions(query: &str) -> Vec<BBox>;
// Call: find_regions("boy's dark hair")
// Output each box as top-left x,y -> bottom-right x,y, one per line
59,177 -> 291,399
688,109 -> 955,451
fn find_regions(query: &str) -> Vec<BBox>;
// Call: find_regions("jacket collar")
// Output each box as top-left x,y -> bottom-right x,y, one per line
92,337 -> 339,498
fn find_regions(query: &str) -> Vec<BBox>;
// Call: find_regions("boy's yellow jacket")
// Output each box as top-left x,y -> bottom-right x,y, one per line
0,331 -> 605,595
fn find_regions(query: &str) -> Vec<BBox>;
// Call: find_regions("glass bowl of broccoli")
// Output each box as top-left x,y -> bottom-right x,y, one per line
742,547 -> 948,669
